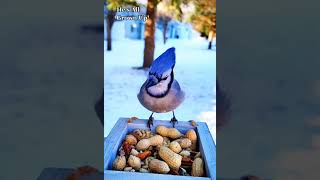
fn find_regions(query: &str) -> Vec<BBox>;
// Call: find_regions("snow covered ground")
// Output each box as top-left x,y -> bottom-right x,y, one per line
104,37 -> 216,142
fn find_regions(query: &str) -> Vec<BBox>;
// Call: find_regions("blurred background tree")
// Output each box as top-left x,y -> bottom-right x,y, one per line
190,0 -> 216,49
105,0 -> 138,51
104,0 -> 216,65
142,0 -> 159,68
143,0 -> 187,68
157,0 -> 183,44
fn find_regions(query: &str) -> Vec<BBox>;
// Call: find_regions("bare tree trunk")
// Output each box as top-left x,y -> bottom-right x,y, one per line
208,30 -> 215,50
208,42 -> 212,49
163,20 -> 168,44
209,16 -> 216,50
143,0 -> 157,68
107,11 -> 116,51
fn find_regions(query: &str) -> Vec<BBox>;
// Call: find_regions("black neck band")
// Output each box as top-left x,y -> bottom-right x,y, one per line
146,71 -> 174,98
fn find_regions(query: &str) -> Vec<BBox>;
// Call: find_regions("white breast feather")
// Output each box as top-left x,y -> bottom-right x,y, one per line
147,76 -> 171,96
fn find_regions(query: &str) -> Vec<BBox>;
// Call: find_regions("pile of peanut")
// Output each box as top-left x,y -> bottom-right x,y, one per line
112,125 -> 205,177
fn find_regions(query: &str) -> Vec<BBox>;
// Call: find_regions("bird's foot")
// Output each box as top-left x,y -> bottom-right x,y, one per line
170,117 -> 178,128
147,116 -> 154,129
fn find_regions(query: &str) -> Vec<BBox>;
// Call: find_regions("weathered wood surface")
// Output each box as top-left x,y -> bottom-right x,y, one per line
104,118 -> 216,180
197,122 -> 216,179
104,117 -> 128,170
104,170 -> 210,180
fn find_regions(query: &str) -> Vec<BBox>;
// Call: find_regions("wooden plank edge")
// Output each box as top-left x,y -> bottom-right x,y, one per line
104,170 -> 211,180
197,122 -> 216,180
104,118 -> 128,170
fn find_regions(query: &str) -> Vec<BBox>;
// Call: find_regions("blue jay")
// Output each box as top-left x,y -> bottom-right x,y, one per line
138,47 -> 185,128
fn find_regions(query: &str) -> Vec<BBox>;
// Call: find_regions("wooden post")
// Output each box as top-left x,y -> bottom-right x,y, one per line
142,0 -> 158,68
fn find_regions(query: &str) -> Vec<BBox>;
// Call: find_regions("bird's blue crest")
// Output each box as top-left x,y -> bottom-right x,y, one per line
149,47 -> 176,76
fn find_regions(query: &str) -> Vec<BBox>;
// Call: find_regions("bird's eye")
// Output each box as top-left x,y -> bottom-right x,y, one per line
162,76 -> 168,80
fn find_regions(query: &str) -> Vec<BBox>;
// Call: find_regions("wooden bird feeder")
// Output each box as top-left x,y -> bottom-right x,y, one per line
104,118 -> 216,180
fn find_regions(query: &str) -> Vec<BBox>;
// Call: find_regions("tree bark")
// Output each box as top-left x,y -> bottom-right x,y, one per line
208,17 -> 216,50
143,0 -> 157,68
107,11 -> 116,51
208,29 -> 215,50
208,40 -> 212,50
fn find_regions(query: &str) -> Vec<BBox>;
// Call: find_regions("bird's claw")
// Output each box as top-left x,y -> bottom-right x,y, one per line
170,117 -> 178,128
147,116 -> 154,129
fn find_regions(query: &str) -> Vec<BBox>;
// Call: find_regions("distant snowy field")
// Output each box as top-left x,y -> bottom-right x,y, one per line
104,38 -> 216,142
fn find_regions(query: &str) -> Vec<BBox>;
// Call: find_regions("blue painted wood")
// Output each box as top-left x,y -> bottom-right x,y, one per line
104,170 -> 210,180
104,118 -> 128,170
197,122 -> 216,179
105,118 -> 216,180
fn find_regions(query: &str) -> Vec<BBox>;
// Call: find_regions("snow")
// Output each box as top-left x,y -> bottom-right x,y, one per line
104,37 -> 216,142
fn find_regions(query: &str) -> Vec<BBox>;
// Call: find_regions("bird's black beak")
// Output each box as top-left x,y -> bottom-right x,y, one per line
146,76 -> 158,88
